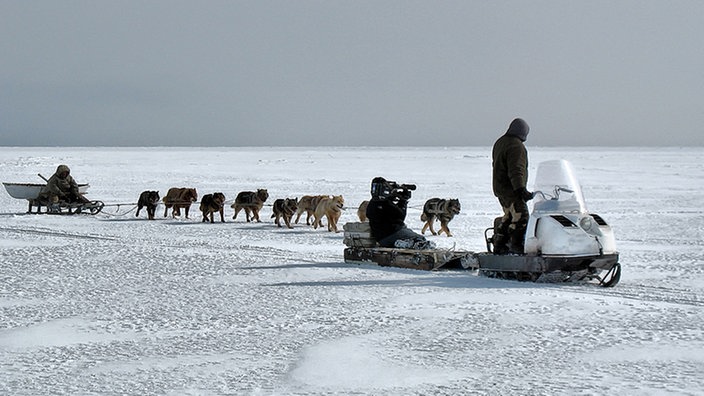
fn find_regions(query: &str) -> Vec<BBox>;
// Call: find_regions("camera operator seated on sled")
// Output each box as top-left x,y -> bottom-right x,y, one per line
36,165 -> 89,209
365,177 -> 435,250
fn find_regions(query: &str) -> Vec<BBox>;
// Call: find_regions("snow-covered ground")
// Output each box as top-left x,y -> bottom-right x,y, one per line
1,147 -> 703,395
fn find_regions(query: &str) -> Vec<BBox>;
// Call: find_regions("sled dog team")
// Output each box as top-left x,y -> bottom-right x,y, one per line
136,187 -> 461,236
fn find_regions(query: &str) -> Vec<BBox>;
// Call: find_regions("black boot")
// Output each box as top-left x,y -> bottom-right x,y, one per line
508,232 -> 525,255
492,232 -> 509,255
492,217 -> 510,255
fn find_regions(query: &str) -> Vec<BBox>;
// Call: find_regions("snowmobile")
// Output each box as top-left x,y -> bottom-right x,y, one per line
343,159 -> 621,287
478,159 -> 621,286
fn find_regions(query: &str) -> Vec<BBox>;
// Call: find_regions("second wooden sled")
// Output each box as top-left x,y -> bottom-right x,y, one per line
342,222 -> 477,271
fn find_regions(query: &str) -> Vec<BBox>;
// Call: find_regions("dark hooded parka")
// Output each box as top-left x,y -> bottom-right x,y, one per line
38,164 -> 87,203
491,118 -> 531,253
492,118 -> 529,200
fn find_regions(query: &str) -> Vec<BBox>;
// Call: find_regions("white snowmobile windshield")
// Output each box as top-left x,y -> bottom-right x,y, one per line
531,159 -> 587,214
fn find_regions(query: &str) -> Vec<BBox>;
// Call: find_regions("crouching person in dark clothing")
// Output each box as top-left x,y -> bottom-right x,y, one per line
38,165 -> 90,205
366,177 -> 435,250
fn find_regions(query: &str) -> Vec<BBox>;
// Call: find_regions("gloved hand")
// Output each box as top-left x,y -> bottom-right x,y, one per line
515,187 -> 534,201
399,189 -> 412,200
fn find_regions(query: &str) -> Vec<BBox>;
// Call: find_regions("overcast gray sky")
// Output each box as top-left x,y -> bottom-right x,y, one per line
2,0 -> 703,147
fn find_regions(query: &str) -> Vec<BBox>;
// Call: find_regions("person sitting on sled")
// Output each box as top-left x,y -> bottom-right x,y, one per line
37,164 -> 89,205
366,176 -> 435,250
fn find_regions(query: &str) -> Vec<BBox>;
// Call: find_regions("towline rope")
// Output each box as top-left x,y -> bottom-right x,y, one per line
96,199 -> 425,217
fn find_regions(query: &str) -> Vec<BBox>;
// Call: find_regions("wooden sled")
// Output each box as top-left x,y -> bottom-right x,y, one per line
3,182 -> 101,214
342,222 -> 477,271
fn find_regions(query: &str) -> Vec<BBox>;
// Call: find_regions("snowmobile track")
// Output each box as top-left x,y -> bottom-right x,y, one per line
566,283 -> 704,307
0,225 -> 118,241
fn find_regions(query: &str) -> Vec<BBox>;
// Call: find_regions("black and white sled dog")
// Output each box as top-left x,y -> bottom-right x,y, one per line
271,197 -> 298,229
200,192 -> 226,223
136,190 -> 160,220
420,198 -> 461,237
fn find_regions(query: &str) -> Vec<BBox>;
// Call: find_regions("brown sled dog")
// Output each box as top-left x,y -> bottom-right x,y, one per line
200,192 -> 226,223
357,200 -> 369,222
294,195 -> 328,225
231,189 -> 268,222
163,187 -> 198,219
420,198 -> 461,237
313,195 -> 345,233
271,198 -> 298,229
136,190 -> 160,220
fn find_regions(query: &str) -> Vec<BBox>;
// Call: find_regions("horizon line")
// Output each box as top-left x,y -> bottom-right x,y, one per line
1,144 -> 701,149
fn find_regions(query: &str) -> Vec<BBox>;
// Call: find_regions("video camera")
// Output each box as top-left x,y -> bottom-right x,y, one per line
371,177 -> 416,201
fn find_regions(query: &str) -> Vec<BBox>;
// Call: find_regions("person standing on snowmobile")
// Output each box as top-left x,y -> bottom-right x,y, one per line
491,118 -> 534,254
366,177 -> 434,250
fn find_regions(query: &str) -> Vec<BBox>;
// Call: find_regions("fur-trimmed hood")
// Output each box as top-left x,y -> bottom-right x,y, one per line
55,164 -> 71,178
